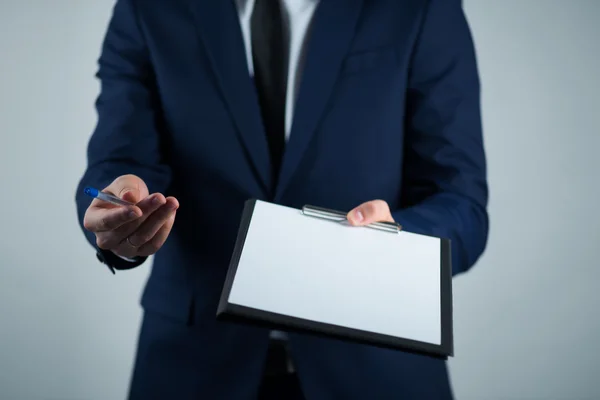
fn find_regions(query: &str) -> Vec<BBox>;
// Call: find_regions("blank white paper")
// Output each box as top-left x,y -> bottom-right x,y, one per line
228,201 -> 442,345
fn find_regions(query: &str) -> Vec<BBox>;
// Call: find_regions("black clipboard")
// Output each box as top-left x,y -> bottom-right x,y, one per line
217,199 -> 453,359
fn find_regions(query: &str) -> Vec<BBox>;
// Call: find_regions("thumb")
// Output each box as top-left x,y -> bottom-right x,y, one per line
107,174 -> 148,204
347,200 -> 394,226
120,187 -> 141,203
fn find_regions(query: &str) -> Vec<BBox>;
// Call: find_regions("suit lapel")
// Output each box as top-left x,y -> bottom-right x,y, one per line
275,0 -> 364,199
189,0 -> 271,193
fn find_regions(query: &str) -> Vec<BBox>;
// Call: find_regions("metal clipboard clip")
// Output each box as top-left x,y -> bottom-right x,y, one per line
301,205 -> 401,234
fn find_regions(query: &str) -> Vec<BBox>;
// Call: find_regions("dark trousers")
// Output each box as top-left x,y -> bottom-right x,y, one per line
258,339 -> 304,399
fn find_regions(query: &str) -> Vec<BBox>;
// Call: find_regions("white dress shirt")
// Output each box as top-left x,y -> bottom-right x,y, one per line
236,0 -> 319,140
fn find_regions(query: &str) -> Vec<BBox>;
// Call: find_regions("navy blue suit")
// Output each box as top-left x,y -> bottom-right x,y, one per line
76,0 -> 488,398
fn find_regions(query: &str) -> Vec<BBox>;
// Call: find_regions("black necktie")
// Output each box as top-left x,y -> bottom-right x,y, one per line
251,0 -> 288,187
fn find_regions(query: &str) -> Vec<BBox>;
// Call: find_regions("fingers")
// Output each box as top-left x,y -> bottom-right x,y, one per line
126,197 -> 178,247
96,193 -> 167,250
347,200 -> 395,226
129,193 -> 167,223
137,210 -> 177,257
84,205 -> 142,233
112,197 -> 179,258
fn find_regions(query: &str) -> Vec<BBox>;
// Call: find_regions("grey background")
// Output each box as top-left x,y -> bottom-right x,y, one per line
1,1 -> 598,399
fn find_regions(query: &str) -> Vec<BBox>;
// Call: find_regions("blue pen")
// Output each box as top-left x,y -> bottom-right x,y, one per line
84,187 -> 134,206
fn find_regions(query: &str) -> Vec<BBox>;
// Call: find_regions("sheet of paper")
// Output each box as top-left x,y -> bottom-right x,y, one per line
228,201 -> 442,345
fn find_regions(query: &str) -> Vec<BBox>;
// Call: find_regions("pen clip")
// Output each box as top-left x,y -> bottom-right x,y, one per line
301,205 -> 400,234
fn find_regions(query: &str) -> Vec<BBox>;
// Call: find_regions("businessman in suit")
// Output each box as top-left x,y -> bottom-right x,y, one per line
76,0 -> 488,398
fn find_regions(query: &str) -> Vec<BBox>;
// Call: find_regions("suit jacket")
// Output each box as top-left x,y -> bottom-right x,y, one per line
76,0 -> 488,398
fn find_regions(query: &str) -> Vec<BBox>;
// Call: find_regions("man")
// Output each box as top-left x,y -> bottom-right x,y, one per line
76,0 -> 488,398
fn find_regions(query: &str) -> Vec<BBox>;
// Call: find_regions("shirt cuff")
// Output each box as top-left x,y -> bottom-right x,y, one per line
115,253 -> 139,262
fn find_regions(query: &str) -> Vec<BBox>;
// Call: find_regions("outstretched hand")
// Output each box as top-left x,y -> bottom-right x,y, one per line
83,174 -> 179,258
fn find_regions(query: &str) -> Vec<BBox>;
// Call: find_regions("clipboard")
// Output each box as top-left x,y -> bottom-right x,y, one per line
217,199 -> 453,359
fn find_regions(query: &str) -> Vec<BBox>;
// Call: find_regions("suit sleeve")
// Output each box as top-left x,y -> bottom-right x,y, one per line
392,0 -> 489,276
75,0 -> 172,270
